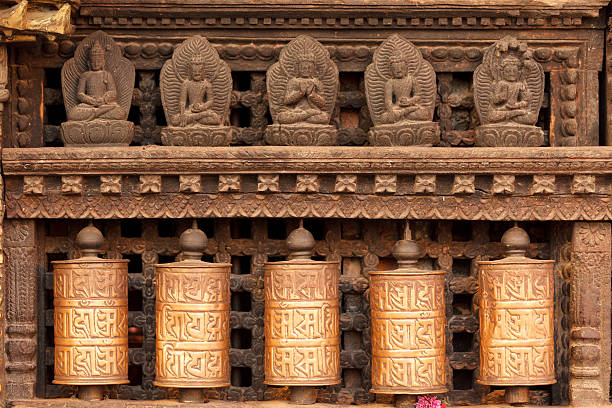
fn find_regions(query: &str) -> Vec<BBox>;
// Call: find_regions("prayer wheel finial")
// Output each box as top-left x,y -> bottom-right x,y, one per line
53,224 -> 129,401
180,220 -> 208,261
76,222 -> 104,257
477,224 -> 555,406
370,221 -> 447,406
287,219 -> 315,260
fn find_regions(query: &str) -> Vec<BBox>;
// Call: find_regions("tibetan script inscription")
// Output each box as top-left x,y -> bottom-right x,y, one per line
53,260 -> 129,384
478,262 -> 555,385
369,273 -> 447,394
155,263 -> 231,388
264,261 -> 340,386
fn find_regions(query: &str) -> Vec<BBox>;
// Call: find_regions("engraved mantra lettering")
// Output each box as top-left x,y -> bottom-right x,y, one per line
155,267 -> 230,387
369,275 -> 446,392
264,263 -> 340,385
53,263 -> 128,384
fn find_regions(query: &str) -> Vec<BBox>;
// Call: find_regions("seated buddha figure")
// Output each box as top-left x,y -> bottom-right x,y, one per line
380,53 -> 427,124
171,55 -> 221,127
487,55 -> 532,125
277,54 -> 329,125
67,41 -> 126,121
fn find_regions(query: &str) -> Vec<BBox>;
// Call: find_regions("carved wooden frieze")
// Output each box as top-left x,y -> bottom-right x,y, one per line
61,31 -> 135,146
160,35 -> 233,146
365,34 -> 439,146
265,35 -> 339,145
474,36 -> 545,147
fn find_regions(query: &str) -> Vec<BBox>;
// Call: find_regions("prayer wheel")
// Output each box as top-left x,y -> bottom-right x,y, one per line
52,223 -> 129,401
154,222 -> 231,403
264,222 -> 340,405
370,225 -> 447,406
477,224 -> 555,405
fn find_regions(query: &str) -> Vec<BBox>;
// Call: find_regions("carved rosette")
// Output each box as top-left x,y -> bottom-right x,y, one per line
154,262 -> 231,388
473,37 -> 545,147
369,233 -> 447,395
477,226 -> 555,388
52,260 -> 129,385
264,260 -> 340,386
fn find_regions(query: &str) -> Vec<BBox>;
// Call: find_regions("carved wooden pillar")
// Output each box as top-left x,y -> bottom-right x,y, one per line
569,222 -> 611,406
4,219 -> 37,400
0,43 -> 9,405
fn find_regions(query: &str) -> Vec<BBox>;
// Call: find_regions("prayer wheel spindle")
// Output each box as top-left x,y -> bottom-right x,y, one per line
477,224 -> 555,406
369,223 -> 447,407
52,223 -> 129,400
154,221 -> 231,403
264,221 -> 340,405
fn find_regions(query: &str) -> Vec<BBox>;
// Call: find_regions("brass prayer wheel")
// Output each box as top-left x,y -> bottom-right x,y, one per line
264,222 -> 340,404
154,221 -> 231,402
477,224 -> 555,405
369,225 -> 447,399
52,223 -> 129,399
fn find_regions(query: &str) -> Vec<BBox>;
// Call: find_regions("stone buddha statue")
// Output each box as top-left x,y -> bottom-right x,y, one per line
473,36 -> 544,146
265,35 -> 339,145
365,35 -> 439,146
487,55 -> 532,125
160,35 -> 233,146
60,31 -> 135,145
277,53 -> 329,125
171,55 -> 221,127
67,41 -> 126,122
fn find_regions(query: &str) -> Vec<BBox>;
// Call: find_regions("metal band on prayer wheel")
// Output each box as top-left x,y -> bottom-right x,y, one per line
154,222 -> 231,392
370,226 -> 447,396
264,224 -> 340,388
477,225 -> 555,404
53,224 -> 129,387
